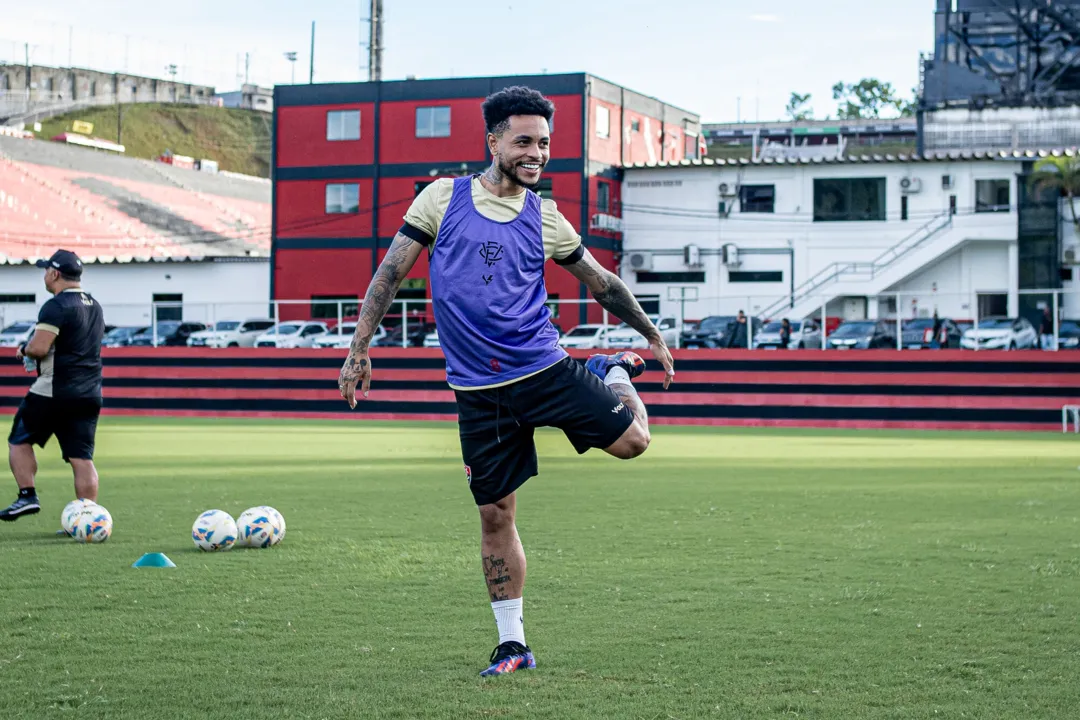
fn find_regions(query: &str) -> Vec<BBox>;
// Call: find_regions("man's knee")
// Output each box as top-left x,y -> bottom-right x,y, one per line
606,423 -> 650,460
478,495 -> 516,535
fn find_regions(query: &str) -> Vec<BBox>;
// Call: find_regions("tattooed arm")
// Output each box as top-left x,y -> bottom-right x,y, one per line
339,233 -> 425,407
562,248 -> 675,388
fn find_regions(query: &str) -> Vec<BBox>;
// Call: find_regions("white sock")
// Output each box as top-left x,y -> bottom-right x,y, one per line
604,366 -> 630,386
491,598 -> 525,646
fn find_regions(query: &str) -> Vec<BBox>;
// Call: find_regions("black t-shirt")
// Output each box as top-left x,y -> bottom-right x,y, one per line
31,288 -> 105,400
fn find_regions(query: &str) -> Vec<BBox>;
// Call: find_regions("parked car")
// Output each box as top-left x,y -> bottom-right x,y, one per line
826,320 -> 896,350
314,323 -> 387,349
959,316 -> 1038,350
254,321 -> 329,348
901,317 -> 964,349
0,321 -> 36,348
558,324 -> 611,349
680,315 -> 737,349
129,321 -> 208,347
753,319 -> 822,349
606,316 -> 680,349
422,329 -> 441,348
188,319 -> 276,348
1056,319 -> 1080,349
102,325 -> 148,348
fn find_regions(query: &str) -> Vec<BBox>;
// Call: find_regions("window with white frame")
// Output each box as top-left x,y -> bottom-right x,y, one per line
326,183 -> 360,214
596,106 -> 610,138
326,110 -> 361,141
416,106 -> 451,138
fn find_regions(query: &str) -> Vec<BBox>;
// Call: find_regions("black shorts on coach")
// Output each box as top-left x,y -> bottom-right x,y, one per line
8,393 -> 101,462
455,356 -> 636,506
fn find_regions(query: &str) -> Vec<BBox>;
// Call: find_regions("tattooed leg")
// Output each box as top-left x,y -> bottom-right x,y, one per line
478,494 -> 525,602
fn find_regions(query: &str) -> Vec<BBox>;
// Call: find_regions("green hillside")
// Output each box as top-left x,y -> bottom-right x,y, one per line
36,103 -> 272,178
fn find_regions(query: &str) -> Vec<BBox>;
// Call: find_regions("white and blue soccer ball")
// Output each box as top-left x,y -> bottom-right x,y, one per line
236,506 -> 285,548
61,498 -> 97,536
192,509 -> 238,552
70,504 -> 112,543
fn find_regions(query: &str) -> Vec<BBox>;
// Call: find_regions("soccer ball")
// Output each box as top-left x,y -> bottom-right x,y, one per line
191,510 -> 238,552
236,506 -> 284,548
70,504 -> 112,543
61,498 -> 97,536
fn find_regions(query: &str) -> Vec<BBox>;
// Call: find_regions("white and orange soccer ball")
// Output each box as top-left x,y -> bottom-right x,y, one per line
70,504 -> 112,543
191,509 -> 238,552
236,506 -> 285,548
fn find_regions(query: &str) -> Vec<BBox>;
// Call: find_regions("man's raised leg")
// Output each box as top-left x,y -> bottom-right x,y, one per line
477,492 -> 535,675
585,352 -> 651,459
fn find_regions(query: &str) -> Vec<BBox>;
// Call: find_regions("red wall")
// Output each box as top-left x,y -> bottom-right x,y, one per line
587,97 -> 623,167
276,103 -> 375,167
274,248 -> 372,320
275,179 -> 374,238
379,99 -> 488,165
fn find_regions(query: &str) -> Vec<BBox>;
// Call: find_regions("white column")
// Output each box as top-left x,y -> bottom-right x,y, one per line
1007,241 -> 1019,317
867,296 -> 879,320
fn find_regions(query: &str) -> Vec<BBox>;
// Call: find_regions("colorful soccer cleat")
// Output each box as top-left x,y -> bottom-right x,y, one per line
585,351 -> 646,382
0,495 -> 40,522
480,641 -> 536,676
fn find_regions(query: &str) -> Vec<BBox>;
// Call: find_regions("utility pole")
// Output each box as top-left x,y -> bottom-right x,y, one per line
284,51 -> 297,85
244,52 -> 250,85
309,22 -> 315,83
368,0 -> 383,82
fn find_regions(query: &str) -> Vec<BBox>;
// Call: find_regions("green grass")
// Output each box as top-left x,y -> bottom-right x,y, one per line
2,417 -> 1080,719
35,104 -> 271,177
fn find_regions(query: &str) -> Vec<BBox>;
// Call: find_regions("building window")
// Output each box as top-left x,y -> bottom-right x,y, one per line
0,293 -> 34,303
326,110 -> 360,141
311,296 -> 359,319
597,182 -> 610,213
532,178 -> 553,199
901,195 -> 909,221
813,178 -> 886,221
413,180 -> 432,197
976,179 -> 1010,213
740,185 -> 775,213
596,106 -> 610,138
636,295 -> 660,314
89,80 -> 97,96
631,118 -> 640,133
326,183 -> 360,214
729,271 -> 783,283
152,293 -> 182,321
545,294 -> 560,318
416,106 -> 451,138
636,271 -> 705,283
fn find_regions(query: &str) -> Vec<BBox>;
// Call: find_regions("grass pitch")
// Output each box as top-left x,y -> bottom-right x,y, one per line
2,418 -> 1080,719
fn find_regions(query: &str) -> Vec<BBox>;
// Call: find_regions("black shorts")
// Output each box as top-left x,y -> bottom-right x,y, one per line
455,356 -> 636,506
8,393 -> 102,462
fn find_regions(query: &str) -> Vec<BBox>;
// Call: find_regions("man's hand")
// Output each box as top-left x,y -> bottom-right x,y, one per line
648,335 -> 676,389
339,352 -> 371,408
15,343 -> 25,361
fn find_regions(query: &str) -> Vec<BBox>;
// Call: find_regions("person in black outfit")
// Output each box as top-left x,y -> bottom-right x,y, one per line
1,250 -> 105,521
780,318 -> 792,349
726,310 -> 749,349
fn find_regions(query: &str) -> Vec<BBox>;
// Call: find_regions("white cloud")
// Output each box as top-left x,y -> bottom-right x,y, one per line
749,14 -> 781,23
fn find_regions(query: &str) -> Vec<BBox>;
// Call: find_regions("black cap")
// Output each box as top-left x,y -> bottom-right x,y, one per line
35,249 -> 83,277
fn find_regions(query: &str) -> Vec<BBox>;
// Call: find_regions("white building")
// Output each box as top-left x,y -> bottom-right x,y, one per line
0,257 -> 269,329
621,149 -> 1079,324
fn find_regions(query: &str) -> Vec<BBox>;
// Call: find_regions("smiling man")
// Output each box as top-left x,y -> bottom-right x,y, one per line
337,85 -> 675,676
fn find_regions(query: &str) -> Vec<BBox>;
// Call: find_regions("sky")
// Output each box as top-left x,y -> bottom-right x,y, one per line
1,0 -> 935,122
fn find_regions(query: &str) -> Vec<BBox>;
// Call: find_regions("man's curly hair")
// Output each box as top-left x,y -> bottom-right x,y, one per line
482,86 -> 555,135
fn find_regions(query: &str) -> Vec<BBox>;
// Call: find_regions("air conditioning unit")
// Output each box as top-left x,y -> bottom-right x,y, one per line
627,251 -> 654,272
683,244 -> 702,267
900,177 -> 923,193
722,243 -> 740,267
718,182 -> 737,196
941,174 -> 954,190
1065,245 -> 1079,265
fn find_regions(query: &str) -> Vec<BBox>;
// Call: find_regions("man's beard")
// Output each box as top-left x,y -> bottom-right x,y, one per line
498,156 -> 542,190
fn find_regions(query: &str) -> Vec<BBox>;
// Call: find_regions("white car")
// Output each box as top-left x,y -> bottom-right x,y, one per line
314,323 -> 387,349
605,316 -> 680,349
188,319 -> 276,348
753,319 -> 823,349
0,321 -> 36,348
960,316 -> 1038,350
558,324 -> 610,349
422,330 -> 440,348
254,321 -> 329,348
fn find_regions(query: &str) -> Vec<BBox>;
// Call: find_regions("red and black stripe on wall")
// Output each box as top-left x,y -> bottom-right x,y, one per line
1,349 -> 1077,431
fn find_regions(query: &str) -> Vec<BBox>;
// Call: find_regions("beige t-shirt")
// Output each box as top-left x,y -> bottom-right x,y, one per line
403,177 -> 582,261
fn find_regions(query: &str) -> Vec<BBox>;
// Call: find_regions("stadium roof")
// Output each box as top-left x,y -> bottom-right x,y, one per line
626,147 -> 1079,169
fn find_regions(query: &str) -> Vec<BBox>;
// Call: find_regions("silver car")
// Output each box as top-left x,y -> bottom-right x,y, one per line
753,319 -> 822,349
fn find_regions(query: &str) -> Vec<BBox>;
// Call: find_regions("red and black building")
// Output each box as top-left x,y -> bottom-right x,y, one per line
271,72 -> 701,327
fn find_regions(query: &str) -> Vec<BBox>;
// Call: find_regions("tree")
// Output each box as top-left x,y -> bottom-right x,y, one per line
785,92 -> 813,121
831,78 -> 907,119
1030,156 -> 1080,228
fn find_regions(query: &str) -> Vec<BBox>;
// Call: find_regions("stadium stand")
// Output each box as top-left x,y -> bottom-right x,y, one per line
0,135 -> 269,260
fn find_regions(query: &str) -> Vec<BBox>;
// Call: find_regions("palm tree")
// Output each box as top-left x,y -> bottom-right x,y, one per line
1029,156 -> 1080,228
